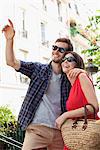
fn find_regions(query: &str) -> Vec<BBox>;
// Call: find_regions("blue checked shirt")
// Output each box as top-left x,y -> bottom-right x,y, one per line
17,61 -> 71,130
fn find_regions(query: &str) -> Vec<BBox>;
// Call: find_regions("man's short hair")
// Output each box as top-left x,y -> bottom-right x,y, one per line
55,38 -> 73,51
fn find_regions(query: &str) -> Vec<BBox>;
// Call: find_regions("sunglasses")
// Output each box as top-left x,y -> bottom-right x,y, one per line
52,45 -> 69,53
62,56 -> 76,63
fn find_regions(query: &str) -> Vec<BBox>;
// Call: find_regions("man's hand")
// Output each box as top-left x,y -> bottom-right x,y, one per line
68,68 -> 86,79
2,19 -> 15,40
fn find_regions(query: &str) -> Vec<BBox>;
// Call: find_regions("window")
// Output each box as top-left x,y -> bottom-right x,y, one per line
19,8 -> 28,38
41,22 -> 49,47
19,49 -> 28,61
20,74 -> 29,84
74,4 -> 79,15
68,3 -> 71,8
57,0 -> 62,22
42,0 -> 47,11
19,49 -> 30,84
41,22 -> 45,44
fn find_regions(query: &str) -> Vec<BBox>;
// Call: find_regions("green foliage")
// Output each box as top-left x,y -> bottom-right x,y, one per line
96,76 -> 100,89
82,12 -> 100,89
70,11 -> 100,89
0,105 -> 17,135
82,13 -> 100,66
82,48 -> 100,66
70,26 -> 79,36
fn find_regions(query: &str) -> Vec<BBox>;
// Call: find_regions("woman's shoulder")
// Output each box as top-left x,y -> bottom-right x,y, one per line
78,72 -> 93,84
78,72 -> 88,79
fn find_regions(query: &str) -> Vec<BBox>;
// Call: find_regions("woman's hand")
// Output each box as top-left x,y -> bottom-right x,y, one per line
2,19 -> 15,40
55,113 -> 67,129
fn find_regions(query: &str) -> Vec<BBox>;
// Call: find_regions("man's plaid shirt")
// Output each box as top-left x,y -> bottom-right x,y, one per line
17,61 -> 71,130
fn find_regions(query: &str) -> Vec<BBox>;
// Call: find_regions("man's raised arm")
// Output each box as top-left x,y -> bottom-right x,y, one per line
2,19 -> 20,70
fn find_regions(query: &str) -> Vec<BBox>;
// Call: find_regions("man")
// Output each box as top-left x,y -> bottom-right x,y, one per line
2,19 -> 82,150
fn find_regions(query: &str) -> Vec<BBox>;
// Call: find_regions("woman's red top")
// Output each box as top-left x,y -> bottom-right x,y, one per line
64,75 -> 99,150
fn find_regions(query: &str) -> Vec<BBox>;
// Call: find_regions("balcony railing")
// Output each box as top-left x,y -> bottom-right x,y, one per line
0,127 -> 25,150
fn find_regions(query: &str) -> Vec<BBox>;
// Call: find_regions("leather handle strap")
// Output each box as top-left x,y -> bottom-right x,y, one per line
72,103 -> 96,130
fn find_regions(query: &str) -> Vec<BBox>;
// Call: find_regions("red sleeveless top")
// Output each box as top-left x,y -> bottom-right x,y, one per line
64,75 -> 99,150
66,76 -> 89,111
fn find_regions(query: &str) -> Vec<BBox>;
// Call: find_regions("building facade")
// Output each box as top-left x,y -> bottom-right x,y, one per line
0,0 -> 69,116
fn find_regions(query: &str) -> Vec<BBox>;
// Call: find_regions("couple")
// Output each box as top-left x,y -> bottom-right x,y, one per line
2,19 -> 99,150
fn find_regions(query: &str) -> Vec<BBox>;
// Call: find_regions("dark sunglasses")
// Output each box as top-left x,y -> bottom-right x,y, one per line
52,45 -> 68,53
62,56 -> 77,63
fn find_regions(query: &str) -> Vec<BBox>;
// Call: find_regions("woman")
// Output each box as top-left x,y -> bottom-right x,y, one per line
55,52 -> 99,150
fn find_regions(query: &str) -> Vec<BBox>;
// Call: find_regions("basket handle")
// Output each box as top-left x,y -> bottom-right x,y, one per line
72,103 -> 96,130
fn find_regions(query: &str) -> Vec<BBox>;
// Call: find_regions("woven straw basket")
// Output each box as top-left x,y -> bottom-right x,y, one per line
61,104 -> 100,150
61,119 -> 100,150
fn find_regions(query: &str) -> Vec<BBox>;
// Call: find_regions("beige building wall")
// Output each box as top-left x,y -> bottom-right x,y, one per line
0,0 -> 69,116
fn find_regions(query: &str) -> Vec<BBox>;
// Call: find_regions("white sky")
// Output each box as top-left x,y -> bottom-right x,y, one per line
76,0 -> 100,15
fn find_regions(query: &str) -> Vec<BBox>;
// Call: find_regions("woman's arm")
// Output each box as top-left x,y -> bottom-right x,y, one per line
55,107 -> 85,129
79,73 -> 99,111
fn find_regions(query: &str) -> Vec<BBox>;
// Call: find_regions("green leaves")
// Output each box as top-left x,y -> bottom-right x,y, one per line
70,26 -> 79,37
0,106 -> 17,135
69,11 -> 100,89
